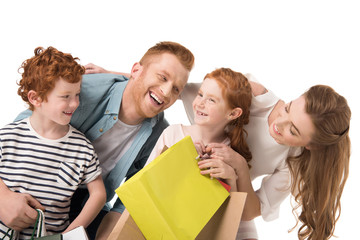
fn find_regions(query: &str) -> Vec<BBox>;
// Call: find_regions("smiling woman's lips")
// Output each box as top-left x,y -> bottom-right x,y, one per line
273,124 -> 281,135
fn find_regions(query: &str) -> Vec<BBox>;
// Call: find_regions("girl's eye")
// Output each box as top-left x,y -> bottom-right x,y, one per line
198,92 -> 203,97
208,98 -> 215,103
62,95 -> 70,99
173,87 -> 179,94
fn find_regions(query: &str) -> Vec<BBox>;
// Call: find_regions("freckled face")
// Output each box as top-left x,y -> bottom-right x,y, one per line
269,96 -> 315,147
192,78 -> 232,127
39,78 -> 81,126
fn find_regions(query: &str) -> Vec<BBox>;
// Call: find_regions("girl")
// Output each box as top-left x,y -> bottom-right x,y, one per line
146,67 -> 252,193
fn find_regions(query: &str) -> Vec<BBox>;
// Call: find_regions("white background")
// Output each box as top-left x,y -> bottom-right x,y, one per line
1,1 -> 359,239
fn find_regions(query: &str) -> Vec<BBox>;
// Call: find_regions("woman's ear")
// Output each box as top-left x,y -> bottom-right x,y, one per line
130,62 -> 143,80
28,90 -> 42,107
228,107 -> 243,121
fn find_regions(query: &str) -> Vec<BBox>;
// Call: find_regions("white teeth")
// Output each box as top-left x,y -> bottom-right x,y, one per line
274,124 -> 279,134
150,92 -> 163,104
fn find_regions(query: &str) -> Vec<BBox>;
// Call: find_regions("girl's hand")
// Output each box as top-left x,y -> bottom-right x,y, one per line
194,140 -> 210,158
198,158 -> 237,180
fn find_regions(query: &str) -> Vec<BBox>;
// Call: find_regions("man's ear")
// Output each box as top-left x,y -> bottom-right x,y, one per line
130,62 -> 143,80
28,90 -> 42,107
228,107 -> 243,121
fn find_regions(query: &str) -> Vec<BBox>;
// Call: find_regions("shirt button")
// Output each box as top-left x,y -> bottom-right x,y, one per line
99,128 -> 103,132
113,116 -> 117,120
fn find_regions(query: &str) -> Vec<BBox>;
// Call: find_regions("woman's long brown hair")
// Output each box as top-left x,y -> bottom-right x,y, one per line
286,85 -> 351,239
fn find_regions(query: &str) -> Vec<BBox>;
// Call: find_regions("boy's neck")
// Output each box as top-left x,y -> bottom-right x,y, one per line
29,113 -> 69,140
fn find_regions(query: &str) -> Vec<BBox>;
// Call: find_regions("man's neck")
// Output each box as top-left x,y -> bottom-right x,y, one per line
119,84 -> 145,125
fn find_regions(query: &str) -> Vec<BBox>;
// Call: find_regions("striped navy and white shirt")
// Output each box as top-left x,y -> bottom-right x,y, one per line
0,118 -> 101,239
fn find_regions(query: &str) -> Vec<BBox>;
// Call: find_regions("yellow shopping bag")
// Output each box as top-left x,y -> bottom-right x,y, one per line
116,136 -> 230,240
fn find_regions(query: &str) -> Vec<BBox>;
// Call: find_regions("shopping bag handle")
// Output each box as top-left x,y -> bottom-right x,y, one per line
30,209 -> 43,239
1,209 -> 44,240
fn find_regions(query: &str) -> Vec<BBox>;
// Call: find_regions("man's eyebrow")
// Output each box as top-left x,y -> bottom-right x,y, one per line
161,70 -> 171,78
289,101 -> 301,135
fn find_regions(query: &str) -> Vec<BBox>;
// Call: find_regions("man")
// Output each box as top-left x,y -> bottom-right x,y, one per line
5,41 -> 194,239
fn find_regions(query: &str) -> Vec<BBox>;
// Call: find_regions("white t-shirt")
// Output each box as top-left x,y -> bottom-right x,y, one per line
92,119 -> 142,177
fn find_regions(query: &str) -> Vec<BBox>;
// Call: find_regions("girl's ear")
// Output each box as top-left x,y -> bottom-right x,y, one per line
228,107 -> 242,121
130,62 -> 144,80
28,90 -> 42,107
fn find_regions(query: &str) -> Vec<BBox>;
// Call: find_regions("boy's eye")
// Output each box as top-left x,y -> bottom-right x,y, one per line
61,95 -> 70,99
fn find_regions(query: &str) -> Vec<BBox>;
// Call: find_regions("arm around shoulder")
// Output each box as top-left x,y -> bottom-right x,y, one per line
249,81 -> 267,97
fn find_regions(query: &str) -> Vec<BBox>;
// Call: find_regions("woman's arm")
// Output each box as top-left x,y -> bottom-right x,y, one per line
64,175 -> 106,233
84,63 -> 131,78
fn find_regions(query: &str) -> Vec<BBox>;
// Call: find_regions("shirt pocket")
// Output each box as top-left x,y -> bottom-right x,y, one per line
56,161 -> 81,186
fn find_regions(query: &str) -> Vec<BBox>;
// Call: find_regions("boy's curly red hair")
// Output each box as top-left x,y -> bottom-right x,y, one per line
17,47 -> 85,110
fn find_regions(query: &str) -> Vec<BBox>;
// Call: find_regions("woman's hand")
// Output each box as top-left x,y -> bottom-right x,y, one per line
206,143 -> 248,170
84,63 -> 109,74
198,158 -> 237,181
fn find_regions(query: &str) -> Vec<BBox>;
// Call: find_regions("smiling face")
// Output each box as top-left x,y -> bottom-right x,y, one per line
269,95 -> 315,147
129,53 -> 189,120
36,77 -> 81,126
192,78 -> 234,128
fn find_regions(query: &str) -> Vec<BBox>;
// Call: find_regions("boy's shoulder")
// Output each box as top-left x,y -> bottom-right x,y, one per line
1,119 -> 29,132
68,125 -> 94,147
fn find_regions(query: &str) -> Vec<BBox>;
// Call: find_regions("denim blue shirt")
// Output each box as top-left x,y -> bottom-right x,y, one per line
15,73 -> 169,213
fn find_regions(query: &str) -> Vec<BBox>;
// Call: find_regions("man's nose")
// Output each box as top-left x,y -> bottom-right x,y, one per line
160,82 -> 172,97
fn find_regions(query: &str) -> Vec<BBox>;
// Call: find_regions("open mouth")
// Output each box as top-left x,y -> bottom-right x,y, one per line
63,111 -> 73,116
274,124 -> 281,135
196,110 -> 208,116
150,92 -> 164,105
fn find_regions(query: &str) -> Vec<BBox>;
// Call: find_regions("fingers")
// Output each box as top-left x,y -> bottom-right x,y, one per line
27,194 -> 45,212
194,141 -> 206,156
198,159 -> 236,180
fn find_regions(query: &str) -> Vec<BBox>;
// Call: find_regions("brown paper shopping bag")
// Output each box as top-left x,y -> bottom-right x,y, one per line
107,192 -> 247,240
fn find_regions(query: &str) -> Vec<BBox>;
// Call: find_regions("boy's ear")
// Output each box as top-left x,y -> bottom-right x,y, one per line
130,62 -> 144,80
228,107 -> 242,121
28,90 -> 42,107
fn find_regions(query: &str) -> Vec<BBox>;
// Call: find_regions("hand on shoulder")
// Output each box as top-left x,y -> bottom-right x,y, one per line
249,81 -> 267,97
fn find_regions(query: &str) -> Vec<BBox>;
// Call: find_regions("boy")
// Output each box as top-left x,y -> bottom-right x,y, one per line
0,47 -> 106,239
